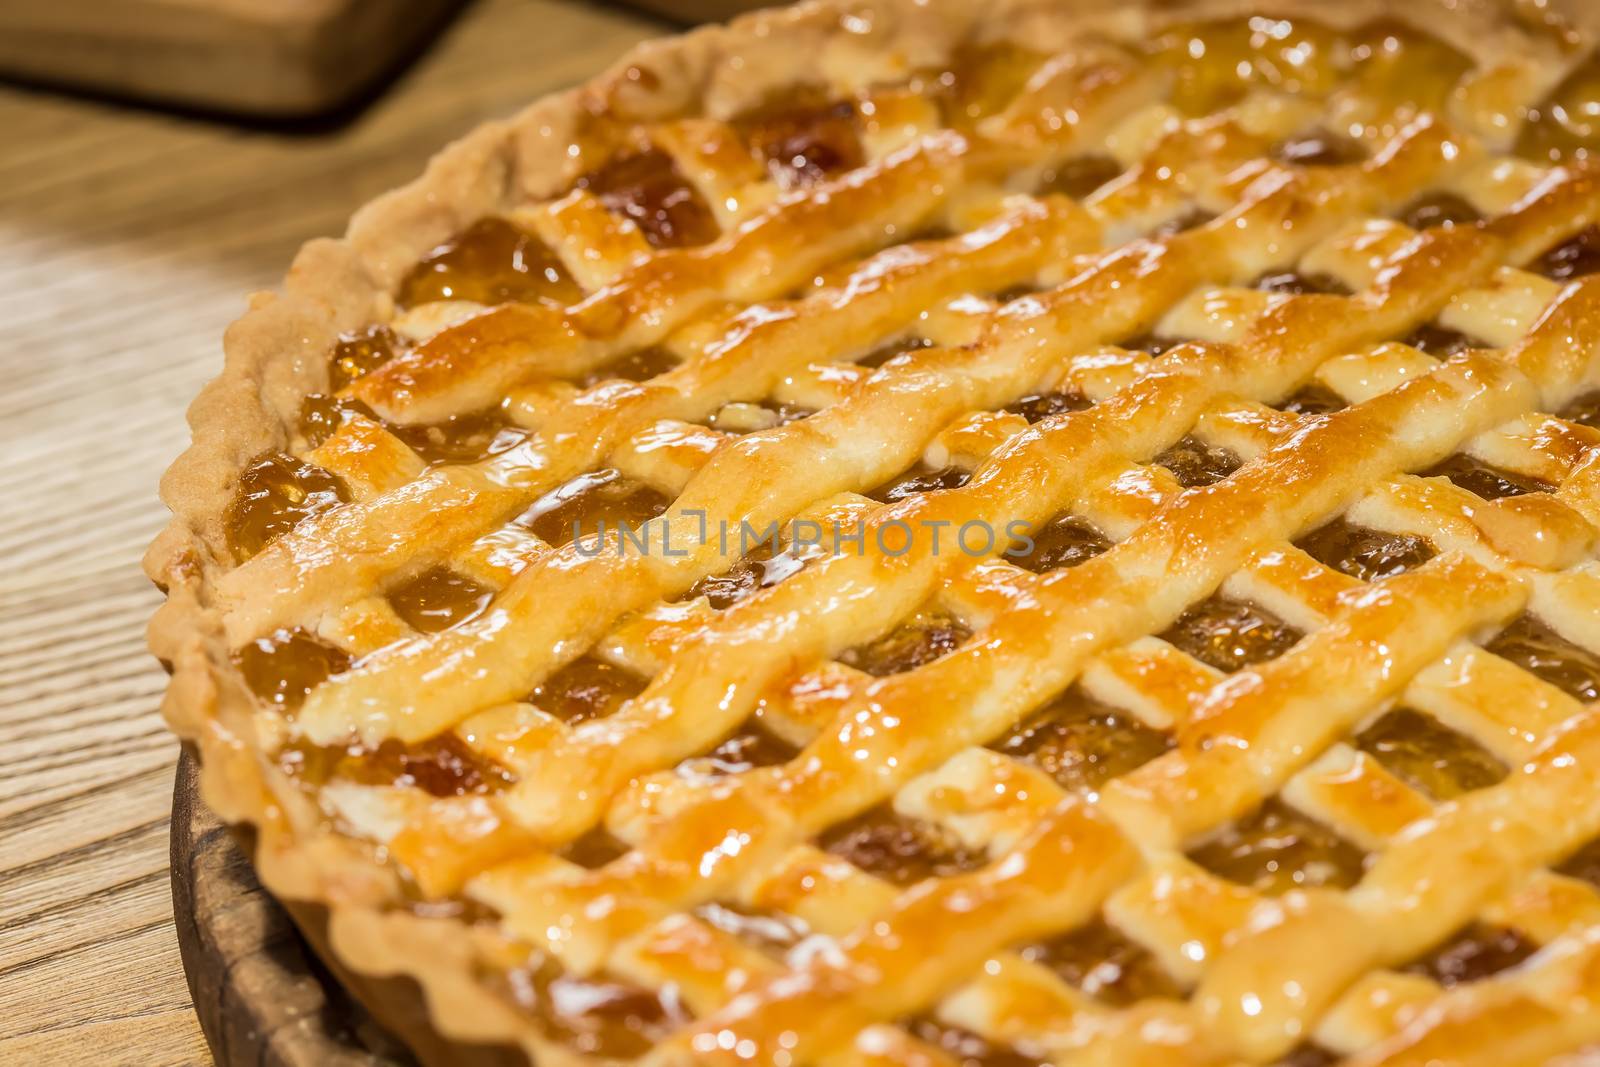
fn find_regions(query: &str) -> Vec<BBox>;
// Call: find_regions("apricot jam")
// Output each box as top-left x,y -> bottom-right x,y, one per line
1188,799 -> 1367,895
234,628 -> 349,712
1005,390 -> 1091,423
991,688 -> 1171,793
1485,615 -> 1600,703
1421,453 -> 1553,500
397,217 -> 582,308
515,469 -> 671,548
1529,225 -> 1600,281
494,953 -> 688,1058
868,464 -> 971,504
388,566 -> 494,633
576,149 -> 718,249
1160,596 -> 1302,673
280,733 -> 513,797
904,1017 -> 1044,1067
1515,49 -> 1600,163
1152,17 -> 1344,116
1021,919 -> 1184,1006
735,93 -> 864,189
819,805 -> 986,886
1154,436 -> 1242,488
225,452 -> 348,562
327,325 -> 401,390
839,614 -> 971,677
1354,707 -> 1506,800
677,718 -> 798,779
527,656 -> 648,725
1397,192 -> 1483,231
1294,517 -> 1435,582
1007,513 -> 1112,574
1401,923 -> 1537,987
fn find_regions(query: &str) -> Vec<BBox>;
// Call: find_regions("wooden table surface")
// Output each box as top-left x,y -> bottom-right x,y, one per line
0,3 -> 667,1062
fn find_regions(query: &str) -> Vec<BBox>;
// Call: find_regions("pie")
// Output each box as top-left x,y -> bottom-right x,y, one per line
146,0 -> 1600,1063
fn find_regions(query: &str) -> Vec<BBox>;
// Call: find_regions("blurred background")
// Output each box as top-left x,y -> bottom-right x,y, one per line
0,1 -> 755,1061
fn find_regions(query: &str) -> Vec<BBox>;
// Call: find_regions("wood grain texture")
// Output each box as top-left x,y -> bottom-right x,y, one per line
0,0 -> 469,118
0,3 -> 664,1062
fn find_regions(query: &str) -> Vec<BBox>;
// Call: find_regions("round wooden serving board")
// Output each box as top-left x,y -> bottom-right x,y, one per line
171,749 -> 411,1067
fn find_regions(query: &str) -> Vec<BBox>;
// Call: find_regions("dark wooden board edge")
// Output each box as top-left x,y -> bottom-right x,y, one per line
171,749 -> 536,1067
171,747 -> 410,1067
0,0 -> 467,119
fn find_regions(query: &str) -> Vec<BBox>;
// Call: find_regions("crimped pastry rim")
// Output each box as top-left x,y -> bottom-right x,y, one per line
144,0 -> 1600,1062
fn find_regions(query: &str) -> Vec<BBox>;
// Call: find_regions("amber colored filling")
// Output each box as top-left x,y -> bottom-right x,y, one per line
691,901 -> 810,957
678,718 -> 798,779
1403,322 -> 1482,358
1153,17 -> 1344,115
234,628 -> 349,712
903,1017 -> 1045,1067
1354,707 -> 1506,800
328,325 -> 402,390
1345,18 -> 1473,133
1161,595 -> 1302,673
1188,798 -> 1367,895
395,407 -> 529,467
1421,453 -> 1553,499
1279,383 -> 1348,416
1529,225 -> 1600,281
578,345 -> 680,387
515,468 -> 671,547
687,538 -> 828,610
1254,271 -> 1352,296
1397,191 -> 1484,231
1514,49 -> 1600,163
926,41 -> 1047,129
396,217 -> 582,308
1401,923 -> 1538,987
1154,436 -> 1243,489
280,733 -> 513,796
992,687 -> 1171,793
1006,390 -> 1091,423
686,538 -> 828,610
1559,390 -> 1600,430
298,393 -> 375,449
839,614 -> 972,677
1021,919 -> 1184,1007
1484,615 -> 1600,703
1271,128 -> 1365,167
869,464 -> 972,504
388,566 -> 494,633
1275,1046 -> 1340,1067
819,806 -> 986,886
1294,517 -> 1436,582
562,827 -> 632,869
1007,514 -> 1113,574
735,93 -> 864,189
1040,154 -> 1125,200
575,148 -> 718,249
1120,333 -> 1189,358
225,452 -> 349,562
527,656 -> 647,724
495,953 -> 688,1058
1556,837 -> 1600,889
857,335 -> 933,370
1150,207 -> 1217,239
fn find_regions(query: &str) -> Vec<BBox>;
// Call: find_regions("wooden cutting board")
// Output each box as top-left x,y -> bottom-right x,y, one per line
170,750 -> 410,1066
0,0 -> 466,118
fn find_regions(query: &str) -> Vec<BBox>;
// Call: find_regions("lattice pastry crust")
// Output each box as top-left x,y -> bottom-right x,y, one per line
148,0 -> 1600,1063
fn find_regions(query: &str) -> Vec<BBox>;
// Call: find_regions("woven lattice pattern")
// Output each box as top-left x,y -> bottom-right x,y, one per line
171,4 -> 1600,1065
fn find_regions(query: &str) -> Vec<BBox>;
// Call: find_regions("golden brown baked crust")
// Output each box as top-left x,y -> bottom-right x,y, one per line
148,0 -> 1600,1063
